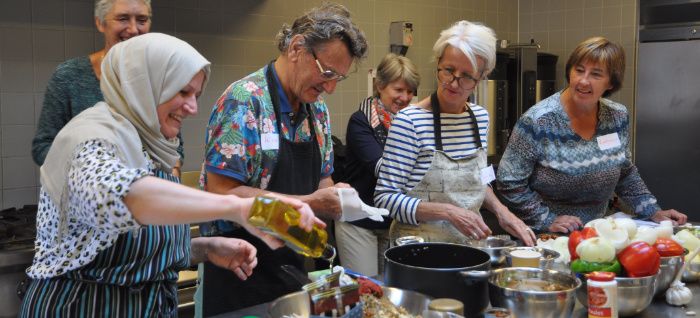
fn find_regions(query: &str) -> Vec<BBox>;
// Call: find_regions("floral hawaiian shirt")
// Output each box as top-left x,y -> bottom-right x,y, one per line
199,64 -> 334,236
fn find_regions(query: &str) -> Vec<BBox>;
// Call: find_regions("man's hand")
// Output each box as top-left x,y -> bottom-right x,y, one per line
191,237 -> 258,280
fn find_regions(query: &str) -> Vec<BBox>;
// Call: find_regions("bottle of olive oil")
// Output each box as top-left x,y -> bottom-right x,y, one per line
248,196 -> 336,261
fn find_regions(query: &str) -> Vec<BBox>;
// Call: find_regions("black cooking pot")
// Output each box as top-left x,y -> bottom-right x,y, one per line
384,242 -> 492,317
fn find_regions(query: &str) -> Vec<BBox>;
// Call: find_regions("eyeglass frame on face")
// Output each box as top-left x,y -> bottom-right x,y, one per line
436,67 -> 484,90
310,48 -> 348,82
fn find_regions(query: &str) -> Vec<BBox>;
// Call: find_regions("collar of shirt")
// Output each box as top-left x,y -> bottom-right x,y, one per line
268,64 -> 307,140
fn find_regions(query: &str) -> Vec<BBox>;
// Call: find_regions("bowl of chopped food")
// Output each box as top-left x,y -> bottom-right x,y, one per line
270,285 -> 431,318
464,236 -> 516,266
487,267 -> 581,318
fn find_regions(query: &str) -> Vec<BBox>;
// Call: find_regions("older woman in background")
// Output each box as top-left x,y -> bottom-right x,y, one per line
374,21 -> 536,247
19,33 -> 321,317
336,53 -> 419,277
496,37 -> 686,233
32,0 -> 185,174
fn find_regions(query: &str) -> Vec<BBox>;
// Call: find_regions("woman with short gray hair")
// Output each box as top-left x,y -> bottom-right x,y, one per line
374,21 -> 537,247
336,53 -> 419,277
31,0 -> 178,170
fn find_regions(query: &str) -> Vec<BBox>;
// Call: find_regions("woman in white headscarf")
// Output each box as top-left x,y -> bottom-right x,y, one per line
20,33 -> 322,317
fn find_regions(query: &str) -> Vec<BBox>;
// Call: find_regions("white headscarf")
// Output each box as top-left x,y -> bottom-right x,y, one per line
40,33 -> 211,227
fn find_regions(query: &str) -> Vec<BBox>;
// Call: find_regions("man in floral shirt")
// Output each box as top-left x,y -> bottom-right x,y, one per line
196,3 -> 369,315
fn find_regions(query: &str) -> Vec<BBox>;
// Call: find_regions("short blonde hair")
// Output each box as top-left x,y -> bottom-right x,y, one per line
565,37 -> 625,98
373,53 -> 420,98
432,20 -> 497,78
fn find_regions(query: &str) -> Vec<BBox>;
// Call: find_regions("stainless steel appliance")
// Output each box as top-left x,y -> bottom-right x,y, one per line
473,42 -> 557,165
636,0 -> 700,218
0,206 -> 36,318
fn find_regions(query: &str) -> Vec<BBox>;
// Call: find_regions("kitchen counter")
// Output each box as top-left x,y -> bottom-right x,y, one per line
211,280 -> 700,318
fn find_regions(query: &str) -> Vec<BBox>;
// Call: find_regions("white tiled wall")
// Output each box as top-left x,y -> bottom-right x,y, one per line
0,0 -> 638,210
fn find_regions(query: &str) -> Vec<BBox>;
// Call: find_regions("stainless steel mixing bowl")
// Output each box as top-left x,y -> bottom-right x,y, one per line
575,274 -> 657,317
487,267 -> 581,318
266,286 -> 432,317
501,246 -> 560,269
655,253 -> 685,296
464,236 -> 516,266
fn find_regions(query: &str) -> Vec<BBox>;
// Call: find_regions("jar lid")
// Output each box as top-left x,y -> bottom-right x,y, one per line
428,298 -> 464,314
586,271 -> 616,281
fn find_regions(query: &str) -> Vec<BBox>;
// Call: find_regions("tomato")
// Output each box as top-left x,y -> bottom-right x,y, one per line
617,241 -> 661,277
653,238 -> 685,257
568,227 -> 598,261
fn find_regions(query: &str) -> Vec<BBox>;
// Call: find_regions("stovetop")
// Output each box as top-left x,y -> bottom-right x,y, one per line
0,205 -> 37,252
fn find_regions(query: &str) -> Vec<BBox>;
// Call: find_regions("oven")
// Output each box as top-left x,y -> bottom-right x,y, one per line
0,205 -> 37,318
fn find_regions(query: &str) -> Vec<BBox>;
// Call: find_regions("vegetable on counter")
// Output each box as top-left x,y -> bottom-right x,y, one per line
617,241 -> 661,278
570,257 -> 621,275
568,228 -> 598,261
576,237 -> 616,263
666,244 -> 700,306
653,238 -> 685,257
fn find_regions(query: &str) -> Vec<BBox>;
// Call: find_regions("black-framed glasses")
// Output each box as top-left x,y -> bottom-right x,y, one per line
436,68 -> 482,90
311,49 -> 347,82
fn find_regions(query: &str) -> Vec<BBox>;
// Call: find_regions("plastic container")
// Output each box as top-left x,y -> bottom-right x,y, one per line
586,271 -> 618,318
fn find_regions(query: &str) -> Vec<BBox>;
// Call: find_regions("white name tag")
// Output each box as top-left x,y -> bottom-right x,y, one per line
261,133 -> 279,150
597,133 -> 621,150
480,165 -> 496,185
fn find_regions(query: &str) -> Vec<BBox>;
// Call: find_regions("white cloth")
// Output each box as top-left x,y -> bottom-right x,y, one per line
337,188 -> 389,222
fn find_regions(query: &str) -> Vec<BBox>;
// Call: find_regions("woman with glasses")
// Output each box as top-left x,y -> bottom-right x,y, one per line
374,21 -> 536,247
496,37 -> 687,234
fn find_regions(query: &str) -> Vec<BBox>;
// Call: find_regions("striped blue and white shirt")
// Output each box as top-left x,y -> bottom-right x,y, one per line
373,104 -> 490,225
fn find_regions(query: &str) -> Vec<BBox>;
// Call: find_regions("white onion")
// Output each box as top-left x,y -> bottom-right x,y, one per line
551,236 -> 571,264
595,220 -> 630,252
613,218 -> 638,239
632,225 -> 658,245
577,237 -> 616,263
657,224 -> 674,239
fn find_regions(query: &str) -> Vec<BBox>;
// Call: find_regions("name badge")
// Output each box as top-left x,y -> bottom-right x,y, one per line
480,165 -> 496,185
261,133 -> 279,150
597,133 -> 621,150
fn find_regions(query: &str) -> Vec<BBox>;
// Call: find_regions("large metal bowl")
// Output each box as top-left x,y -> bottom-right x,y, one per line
266,286 -> 432,317
464,236 -> 516,266
487,267 -> 581,318
655,252 -> 686,296
500,246 -> 560,269
682,261 -> 700,282
575,274 -> 657,317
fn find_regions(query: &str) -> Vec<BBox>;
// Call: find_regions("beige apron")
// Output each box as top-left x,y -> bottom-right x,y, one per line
389,92 -> 488,245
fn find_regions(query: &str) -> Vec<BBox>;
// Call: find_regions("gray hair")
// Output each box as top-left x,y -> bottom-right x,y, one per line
276,2 -> 369,67
373,53 -> 420,98
432,20 -> 497,78
95,0 -> 152,25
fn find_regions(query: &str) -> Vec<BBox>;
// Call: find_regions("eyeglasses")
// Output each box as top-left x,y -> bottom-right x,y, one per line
436,68 -> 482,90
311,49 -> 347,82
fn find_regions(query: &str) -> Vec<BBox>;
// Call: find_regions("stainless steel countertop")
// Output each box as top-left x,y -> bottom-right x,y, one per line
212,279 -> 700,318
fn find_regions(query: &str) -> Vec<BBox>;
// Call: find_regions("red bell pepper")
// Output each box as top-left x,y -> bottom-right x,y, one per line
617,241 -> 661,277
653,238 -> 685,257
568,227 -> 598,261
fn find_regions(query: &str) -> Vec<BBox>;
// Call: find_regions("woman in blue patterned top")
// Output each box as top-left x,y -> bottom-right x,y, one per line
20,33 -> 321,317
496,37 -> 687,233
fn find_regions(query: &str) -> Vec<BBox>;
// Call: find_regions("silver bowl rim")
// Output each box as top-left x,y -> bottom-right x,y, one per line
266,286 -> 434,317
488,266 -> 582,293
499,246 -> 561,260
